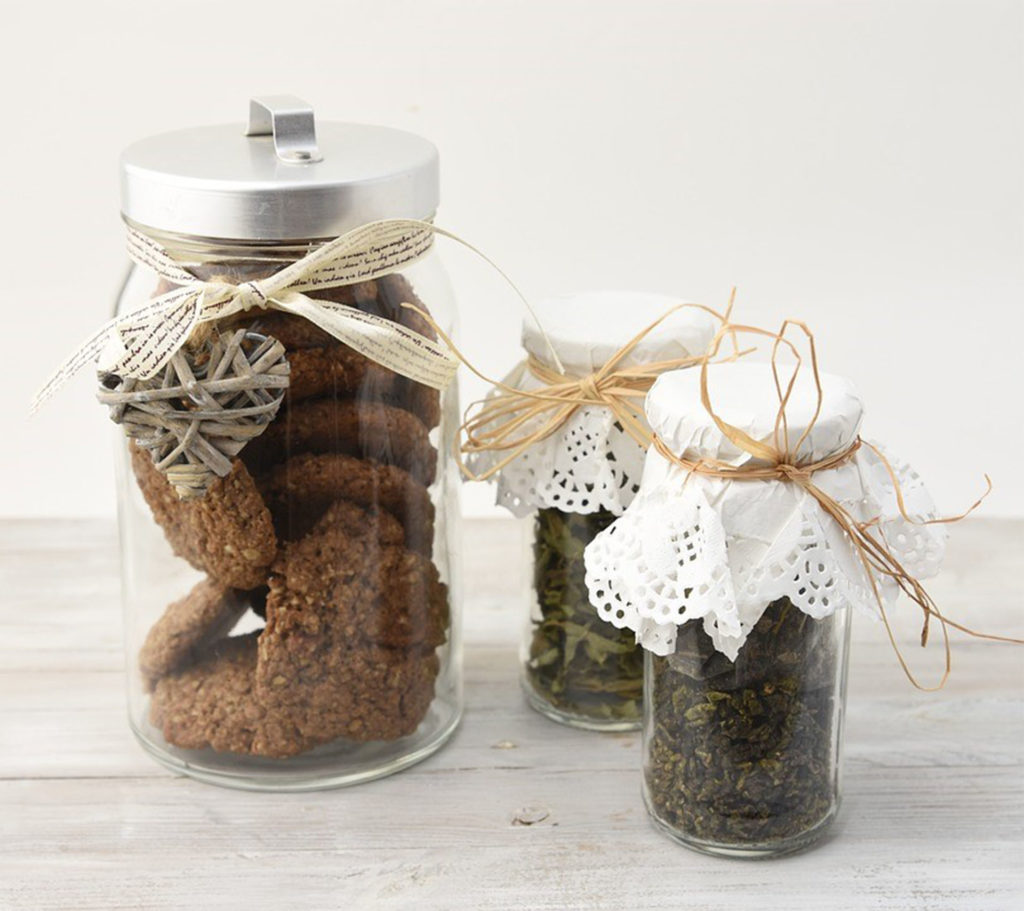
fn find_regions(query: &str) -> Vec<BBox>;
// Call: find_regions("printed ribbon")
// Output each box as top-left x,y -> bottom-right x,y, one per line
33,219 -> 467,411
650,319 -> 1013,690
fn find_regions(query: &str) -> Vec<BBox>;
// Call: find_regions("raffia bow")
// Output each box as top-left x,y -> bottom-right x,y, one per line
650,318 -> 1016,690
32,219 -> 467,412
409,299 -> 741,481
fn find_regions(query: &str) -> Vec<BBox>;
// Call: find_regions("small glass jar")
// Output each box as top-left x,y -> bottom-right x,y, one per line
644,600 -> 851,857
472,293 -> 716,730
586,361 -> 945,854
111,98 -> 462,790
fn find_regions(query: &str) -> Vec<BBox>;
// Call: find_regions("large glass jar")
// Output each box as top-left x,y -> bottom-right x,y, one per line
585,361 -> 945,855
470,293 -> 717,731
111,98 -> 462,790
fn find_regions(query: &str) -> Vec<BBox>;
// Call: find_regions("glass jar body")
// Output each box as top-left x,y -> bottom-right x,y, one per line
114,233 -> 462,790
521,506 -> 644,730
643,598 -> 851,857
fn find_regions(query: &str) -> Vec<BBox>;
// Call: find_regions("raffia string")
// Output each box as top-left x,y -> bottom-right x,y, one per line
649,318 -> 1015,690
404,296 -> 745,482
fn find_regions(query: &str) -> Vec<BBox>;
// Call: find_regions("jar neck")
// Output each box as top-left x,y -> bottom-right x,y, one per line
126,219 -> 331,268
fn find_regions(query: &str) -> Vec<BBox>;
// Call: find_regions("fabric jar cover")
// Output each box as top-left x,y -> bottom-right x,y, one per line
583,362 -> 947,659
471,291 -> 718,517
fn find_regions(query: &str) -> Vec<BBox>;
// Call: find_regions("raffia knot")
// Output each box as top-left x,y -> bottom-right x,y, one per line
577,372 -> 610,406
775,462 -> 812,482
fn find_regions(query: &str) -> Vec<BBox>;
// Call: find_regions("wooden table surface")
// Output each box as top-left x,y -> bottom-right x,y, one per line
1,517 -> 1022,910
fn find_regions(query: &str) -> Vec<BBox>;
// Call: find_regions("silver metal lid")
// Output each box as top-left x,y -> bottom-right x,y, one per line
120,96 -> 439,241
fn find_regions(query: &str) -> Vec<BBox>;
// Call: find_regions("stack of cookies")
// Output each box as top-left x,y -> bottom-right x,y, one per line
133,274 -> 450,759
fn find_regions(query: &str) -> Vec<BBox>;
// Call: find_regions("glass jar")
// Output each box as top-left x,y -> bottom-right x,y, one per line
644,600 -> 851,857
111,98 -> 462,790
583,360 -> 937,855
471,292 -> 717,731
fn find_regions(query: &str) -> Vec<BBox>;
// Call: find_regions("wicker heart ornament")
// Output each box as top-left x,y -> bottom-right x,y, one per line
98,328 -> 290,499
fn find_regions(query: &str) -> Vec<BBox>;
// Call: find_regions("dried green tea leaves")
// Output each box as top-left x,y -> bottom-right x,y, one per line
524,507 -> 644,725
646,598 -> 841,848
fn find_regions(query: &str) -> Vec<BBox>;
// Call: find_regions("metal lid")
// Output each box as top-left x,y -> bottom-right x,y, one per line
120,96 -> 439,241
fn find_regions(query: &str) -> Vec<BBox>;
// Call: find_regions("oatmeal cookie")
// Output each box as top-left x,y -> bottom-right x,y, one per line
285,345 -> 398,404
257,501 -> 446,745
258,452 -> 435,554
131,445 -> 277,589
148,634 -> 275,755
242,398 -> 437,485
138,578 -> 246,687
267,500 -> 447,650
256,643 -> 440,749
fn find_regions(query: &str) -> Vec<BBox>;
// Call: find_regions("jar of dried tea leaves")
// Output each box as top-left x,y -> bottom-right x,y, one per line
102,97 -> 463,789
470,293 -> 716,730
585,360 -> 946,855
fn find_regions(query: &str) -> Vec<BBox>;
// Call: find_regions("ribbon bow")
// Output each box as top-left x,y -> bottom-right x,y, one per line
32,218 -> 463,412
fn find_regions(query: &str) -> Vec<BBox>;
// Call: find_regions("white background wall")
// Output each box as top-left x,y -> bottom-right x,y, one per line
3,0 -> 1021,518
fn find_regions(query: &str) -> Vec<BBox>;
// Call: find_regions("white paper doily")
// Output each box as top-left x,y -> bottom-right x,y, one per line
470,292 -> 718,517
584,364 -> 946,658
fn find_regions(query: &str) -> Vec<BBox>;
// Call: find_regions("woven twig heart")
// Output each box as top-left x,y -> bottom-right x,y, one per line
98,329 -> 290,500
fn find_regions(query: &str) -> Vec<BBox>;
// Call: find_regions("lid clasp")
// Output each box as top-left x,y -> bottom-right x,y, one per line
245,95 -> 324,164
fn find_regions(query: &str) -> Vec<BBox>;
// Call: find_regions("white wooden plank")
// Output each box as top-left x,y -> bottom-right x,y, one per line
0,764 -> 1020,911
0,517 -> 1021,910
0,640 -> 1020,780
